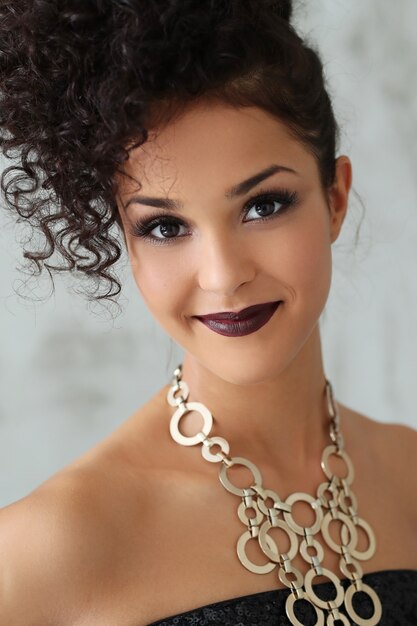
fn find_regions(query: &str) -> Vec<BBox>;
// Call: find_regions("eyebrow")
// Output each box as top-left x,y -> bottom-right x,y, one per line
123,163 -> 298,212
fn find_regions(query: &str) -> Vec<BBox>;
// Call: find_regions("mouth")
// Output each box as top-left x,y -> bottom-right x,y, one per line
194,301 -> 283,337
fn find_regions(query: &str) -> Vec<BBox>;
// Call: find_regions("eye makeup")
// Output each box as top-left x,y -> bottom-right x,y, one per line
127,187 -> 299,245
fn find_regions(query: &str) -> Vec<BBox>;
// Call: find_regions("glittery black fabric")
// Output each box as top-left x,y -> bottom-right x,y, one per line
147,569 -> 417,625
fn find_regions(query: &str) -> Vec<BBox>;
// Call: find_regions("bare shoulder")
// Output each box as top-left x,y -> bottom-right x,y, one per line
341,403 -> 417,517
377,419 -> 417,463
340,402 -> 417,458
0,467 -> 109,624
374,418 -> 417,496
0,391 -> 167,626
351,409 -> 417,469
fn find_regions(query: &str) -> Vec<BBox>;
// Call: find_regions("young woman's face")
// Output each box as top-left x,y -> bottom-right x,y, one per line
116,102 -> 350,385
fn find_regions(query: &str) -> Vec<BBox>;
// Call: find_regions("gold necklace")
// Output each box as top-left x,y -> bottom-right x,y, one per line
167,364 -> 383,626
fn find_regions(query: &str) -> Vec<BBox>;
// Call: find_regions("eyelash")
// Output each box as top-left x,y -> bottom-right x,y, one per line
128,187 -> 299,245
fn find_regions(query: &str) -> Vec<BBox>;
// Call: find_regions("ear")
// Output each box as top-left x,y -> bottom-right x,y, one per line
327,155 -> 352,244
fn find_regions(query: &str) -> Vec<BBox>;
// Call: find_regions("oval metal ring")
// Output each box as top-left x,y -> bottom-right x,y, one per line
299,537 -> 324,564
321,510 -> 358,554
317,480 -> 339,509
327,612 -> 351,626
304,567 -> 344,609
338,486 -> 358,515
283,492 -> 323,535
237,500 -> 264,527
169,401 -> 213,446
278,564 -> 304,590
344,582 -> 383,626
256,488 -> 287,515
339,555 -> 363,581
167,380 -> 189,406
340,516 -> 376,561
219,456 -> 262,496
258,519 -> 298,562
286,590 -> 325,626
237,530 -> 276,574
321,445 -> 354,485
201,436 -> 230,463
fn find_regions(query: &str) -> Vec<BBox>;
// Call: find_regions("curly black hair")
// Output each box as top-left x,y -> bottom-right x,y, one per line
0,0 -> 339,313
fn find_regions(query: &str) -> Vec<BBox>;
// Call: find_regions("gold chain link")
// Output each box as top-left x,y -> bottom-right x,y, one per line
168,364 -> 383,625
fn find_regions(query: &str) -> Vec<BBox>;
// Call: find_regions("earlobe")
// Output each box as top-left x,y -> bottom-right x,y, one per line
329,155 -> 352,243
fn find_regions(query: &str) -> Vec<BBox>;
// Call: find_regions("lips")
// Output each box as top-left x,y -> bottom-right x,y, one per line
194,301 -> 282,337
196,302 -> 278,321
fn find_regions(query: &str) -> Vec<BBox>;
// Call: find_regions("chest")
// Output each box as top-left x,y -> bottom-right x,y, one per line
70,466 -> 417,626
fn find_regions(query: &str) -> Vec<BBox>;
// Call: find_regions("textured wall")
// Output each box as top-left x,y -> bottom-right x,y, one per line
1,0 -> 416,507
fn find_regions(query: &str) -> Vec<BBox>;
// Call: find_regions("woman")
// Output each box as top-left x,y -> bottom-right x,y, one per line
0,1 -> 416,625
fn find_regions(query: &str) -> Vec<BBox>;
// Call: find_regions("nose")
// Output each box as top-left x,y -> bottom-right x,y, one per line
196,231 -> 256,297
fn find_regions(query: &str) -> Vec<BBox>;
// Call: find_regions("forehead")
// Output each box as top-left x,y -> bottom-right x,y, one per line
119,102 -> 316,197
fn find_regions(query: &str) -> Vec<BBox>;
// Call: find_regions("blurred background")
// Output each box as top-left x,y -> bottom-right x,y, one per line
1,0 -> 416,507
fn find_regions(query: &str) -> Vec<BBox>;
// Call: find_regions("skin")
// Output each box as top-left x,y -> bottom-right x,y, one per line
116,101 -> 350,470
1,100 -> 416,626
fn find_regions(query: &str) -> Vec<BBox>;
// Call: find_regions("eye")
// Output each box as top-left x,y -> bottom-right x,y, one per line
149,220 -> 187,240
244,198 -> 282,220
130,217 -> 188,242
129,187 -> 299,245
242,189 -> 298,223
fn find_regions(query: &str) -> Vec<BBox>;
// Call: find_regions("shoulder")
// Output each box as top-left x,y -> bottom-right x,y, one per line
0,386 -> 172,625
374,419 -> 417,495
0,468 -> 101,623
342,404 -> 417,517
0,417 -> 161,625
340,403 -> 417,465
357,413 -> 417,470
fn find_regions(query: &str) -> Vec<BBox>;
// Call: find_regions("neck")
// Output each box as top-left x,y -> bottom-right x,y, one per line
178,326 -> 332,476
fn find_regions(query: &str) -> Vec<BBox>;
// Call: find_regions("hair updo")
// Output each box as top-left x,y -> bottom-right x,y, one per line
0,0 -> 339,311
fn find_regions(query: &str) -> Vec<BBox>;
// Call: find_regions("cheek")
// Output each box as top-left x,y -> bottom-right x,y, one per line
263,208 -> 332,302
129,248 -> 188,322
289,211 -> 332,304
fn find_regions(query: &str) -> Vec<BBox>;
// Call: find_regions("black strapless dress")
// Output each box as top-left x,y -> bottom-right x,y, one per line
146,569 -> 417,625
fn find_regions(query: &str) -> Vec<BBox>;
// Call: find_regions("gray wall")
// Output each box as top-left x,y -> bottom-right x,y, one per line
1,0 -> 416,507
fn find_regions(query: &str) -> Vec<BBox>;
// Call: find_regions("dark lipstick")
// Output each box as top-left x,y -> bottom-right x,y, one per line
194,301 -> 282,337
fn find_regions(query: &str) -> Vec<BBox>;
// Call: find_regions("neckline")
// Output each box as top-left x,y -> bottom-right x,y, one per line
147,568 -> 417,625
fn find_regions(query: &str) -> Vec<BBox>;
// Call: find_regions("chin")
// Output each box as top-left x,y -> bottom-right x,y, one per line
198,349 -> 296,387
187,319 -> 321,388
